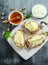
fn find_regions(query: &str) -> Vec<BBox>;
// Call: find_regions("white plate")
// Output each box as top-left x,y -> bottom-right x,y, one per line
7,19 -> 48,60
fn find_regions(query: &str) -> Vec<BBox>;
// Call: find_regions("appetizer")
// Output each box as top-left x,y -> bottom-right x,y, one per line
25,33 -> 45,48
24,21 -> 42,34
13,30 -> 24,48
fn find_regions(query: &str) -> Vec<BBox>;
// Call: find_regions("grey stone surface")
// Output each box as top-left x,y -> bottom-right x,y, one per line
0,0 -> 48,65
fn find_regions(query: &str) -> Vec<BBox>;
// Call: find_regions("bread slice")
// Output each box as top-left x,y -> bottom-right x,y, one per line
25,33 -> 45,48
13,30 -> 24,48
24,21 -> 42,34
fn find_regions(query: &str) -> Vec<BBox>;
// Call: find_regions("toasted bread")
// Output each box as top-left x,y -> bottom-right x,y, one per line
13,30 -> 25,48
25,33 -> 45,48
24,21 -> 42,34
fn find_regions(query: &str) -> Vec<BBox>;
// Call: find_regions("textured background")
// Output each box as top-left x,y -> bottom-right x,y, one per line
0,0 -> 48,65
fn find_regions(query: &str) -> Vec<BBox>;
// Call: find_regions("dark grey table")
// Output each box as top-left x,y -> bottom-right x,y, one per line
0,0 -> 48,65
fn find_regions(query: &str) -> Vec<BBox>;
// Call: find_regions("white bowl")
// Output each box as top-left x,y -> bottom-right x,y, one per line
8,11 -> 23,25
32,4 -> 47,18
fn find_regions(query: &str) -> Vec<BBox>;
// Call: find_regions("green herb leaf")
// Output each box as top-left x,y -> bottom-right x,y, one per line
26,13 -> 31,19
46,32 -> 48,36
5,31 -> 11,40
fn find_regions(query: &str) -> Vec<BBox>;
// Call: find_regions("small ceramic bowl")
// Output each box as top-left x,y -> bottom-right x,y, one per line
8,11 -> 23,25
32,4 -> 47,18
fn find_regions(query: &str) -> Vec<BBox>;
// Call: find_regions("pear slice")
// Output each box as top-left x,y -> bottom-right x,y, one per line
13,30 -> 24,48
26,33 -> 45,48
24,21 -> 39,34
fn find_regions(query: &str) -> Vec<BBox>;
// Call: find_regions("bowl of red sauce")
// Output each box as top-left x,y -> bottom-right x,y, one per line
9,11 -> 23,25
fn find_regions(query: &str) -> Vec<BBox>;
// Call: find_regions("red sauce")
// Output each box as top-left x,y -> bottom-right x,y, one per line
10,12 -> 22,24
